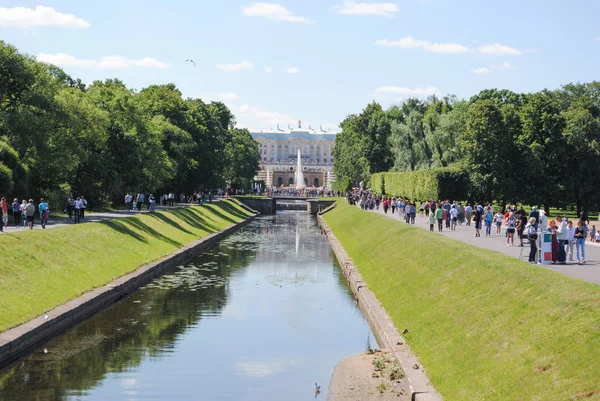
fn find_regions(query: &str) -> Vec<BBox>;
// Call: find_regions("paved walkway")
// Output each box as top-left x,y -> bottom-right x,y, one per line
362,205 -> 600,285
0,203 -> 202,233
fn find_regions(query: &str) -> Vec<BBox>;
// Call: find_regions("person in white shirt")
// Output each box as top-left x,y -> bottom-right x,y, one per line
74,197 -> 82,224
555,216 -> 568,264
566,220 -> 575,261
450,205 -> 458,230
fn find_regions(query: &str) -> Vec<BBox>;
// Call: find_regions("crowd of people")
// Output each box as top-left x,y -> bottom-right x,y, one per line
348,189 -> 595,266
0,197 -> 50,231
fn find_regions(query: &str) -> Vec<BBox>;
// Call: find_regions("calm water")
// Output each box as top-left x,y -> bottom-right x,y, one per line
0,212 -> 375,401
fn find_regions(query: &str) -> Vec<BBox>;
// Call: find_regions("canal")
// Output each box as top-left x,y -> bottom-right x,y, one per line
0,212 -> 375,400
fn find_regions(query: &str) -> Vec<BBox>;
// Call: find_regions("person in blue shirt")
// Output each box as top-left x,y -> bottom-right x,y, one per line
484,205 -> 494,236
38,198 -> 49,229
11,198 -> 20,227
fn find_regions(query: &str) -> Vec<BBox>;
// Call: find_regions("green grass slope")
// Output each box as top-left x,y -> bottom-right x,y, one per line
0,201 -> 253,333
323,202 -> 600,401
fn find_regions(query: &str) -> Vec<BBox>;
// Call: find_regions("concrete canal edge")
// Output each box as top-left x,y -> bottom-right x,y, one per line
0,213 -> 258,369
318,213 -> 443,401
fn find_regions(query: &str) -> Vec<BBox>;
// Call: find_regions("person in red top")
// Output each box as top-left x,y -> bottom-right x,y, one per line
0,197 -> 8,231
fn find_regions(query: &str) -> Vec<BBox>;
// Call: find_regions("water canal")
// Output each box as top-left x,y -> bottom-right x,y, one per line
0,211 -> 375,400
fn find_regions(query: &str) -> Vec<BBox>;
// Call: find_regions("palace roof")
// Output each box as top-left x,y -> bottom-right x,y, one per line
250,130 -> 337,142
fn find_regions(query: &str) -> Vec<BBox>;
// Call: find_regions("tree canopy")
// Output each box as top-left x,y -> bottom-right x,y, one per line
0,41 -> 258,206
334,84 -> 600,214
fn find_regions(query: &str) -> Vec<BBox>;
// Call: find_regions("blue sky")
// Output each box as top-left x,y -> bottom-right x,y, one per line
1,1 -> 599,131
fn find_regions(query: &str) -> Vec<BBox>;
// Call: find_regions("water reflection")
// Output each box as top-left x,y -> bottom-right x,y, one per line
0,212 -> 373,401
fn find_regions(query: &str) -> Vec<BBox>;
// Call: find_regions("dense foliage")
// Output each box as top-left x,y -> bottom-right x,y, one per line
0,41 -> 259,206
334,87 -> 600,214
371,169 -> 469,201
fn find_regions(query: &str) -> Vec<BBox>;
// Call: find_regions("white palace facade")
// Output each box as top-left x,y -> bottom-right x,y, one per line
249,128 -> 337,188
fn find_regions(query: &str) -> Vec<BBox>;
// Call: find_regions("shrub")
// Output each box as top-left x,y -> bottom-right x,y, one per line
371,168 -> 469,201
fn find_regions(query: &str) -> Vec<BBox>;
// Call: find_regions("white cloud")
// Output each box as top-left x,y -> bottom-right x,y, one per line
375,37 -> 468,54
36,53 -> 169,69
217,92 -> 240,100
242,3 -> 316,23
494,61 -> 516,71
228,103 -> 295,128
216,60 -> 253,71
373,85 -> 440,97
471,61 -> 516,75
286,67 -> 300,74
477,43 -> 522,55
264,66 -> 273,72
334,1 -> 399,17
471,67 -> 491,75
0,5 -> 90,28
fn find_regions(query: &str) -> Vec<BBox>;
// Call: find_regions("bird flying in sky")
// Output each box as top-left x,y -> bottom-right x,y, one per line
185,59 -> 196,67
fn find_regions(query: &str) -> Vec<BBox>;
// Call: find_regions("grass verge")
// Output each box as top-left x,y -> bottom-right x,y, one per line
0,200 -> 253,333
323,202 -> 600,401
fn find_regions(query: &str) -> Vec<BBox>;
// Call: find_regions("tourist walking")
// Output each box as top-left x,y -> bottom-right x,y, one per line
66,198 -> 74,219
20,200 -> 27,227
0,197 -> 8,229
39,198 -> 49,229
80,196 -> 87,219
525,217 -> 538,263
566,220 -> 575,261
391,198 -> 397,214
555,216 -> 568,264
574,220 -> 587,264
25,199 -> 35,229
465,204 -> 472,226
506,212 -> 517,246
136,193 -> 144,212
125,193 -> 133,211
550,221 -> 558,263
428,211 -> 436,232
484,206 -> 493,236
516,209 -> 527,247
74,197 -> 81,224
494,211 -> 503,235
450,204 -> 458,230
473,205 -> 482,237
11,198 -> 20,227
435,204 -> 444,232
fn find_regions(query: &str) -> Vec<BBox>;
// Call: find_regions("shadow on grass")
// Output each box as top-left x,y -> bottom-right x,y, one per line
169,208 -> 219,232
103,220 -> 148,243
147,212 -> 194,235
102,216 -> 183,247
218,201 -> 251,220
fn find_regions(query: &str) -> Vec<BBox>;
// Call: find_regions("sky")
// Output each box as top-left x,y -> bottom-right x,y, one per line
1,0 -> 600,131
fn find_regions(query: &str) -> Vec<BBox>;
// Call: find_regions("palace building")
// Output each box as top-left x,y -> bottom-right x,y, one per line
250,126 -> 337,188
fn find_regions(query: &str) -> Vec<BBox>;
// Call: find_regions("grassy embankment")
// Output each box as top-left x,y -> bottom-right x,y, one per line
323,202 -> 600,401
0,200 -> 253,333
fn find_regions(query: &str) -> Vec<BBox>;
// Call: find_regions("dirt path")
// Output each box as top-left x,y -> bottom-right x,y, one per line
328,350 -> 410,401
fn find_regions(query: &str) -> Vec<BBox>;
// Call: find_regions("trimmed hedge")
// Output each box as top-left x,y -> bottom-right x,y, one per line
371,168 -> 469,201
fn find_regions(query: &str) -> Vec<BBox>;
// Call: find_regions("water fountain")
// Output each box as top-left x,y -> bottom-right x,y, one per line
295,149 -> 306,189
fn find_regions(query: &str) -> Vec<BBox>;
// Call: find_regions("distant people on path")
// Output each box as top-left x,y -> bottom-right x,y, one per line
66,198 -> 74,219
80,196 -> 87,219
505,212 -> 516,246
20,200 -> 27,227
25,199 -> 35,229
465,204 -> 473,226
484,205 -> 493,236
525,217 -> 538,263
473,205 -> 482,237
11,198 -> 20,227
125,193 -> 133,211
136,193 -> 144,211
0,197 -> 8,230
74,197 -> 81,224
555,216 -> 567,264
435,205 -> 444,232
566,220 -> 575,261
39,198 -> 49,229
428,212 -> 436,232
529,207 -> 540,231
574,220 -> 587,265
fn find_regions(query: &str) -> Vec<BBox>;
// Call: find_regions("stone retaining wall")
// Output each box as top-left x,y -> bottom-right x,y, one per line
0,213 -> 258,369
318,215 -> 443,401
